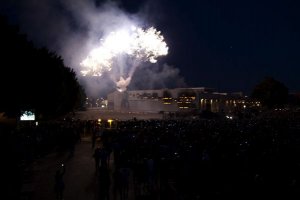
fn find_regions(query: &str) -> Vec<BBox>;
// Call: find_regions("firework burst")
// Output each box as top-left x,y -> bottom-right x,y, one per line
80,26 -> 168,91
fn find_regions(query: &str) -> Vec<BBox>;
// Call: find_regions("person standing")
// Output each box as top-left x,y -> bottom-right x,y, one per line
98,165 -> 111,200
54,164 -> 66,200
93,146 -> 101,173
92,131 -> 97,149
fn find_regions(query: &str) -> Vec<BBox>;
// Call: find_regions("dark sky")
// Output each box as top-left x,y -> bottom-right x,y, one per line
121,0 -> 300,94
1,0 -> 300,95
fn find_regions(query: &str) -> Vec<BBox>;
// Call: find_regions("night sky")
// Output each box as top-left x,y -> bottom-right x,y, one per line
1,0 -> 300,95
120,0 -> 300,94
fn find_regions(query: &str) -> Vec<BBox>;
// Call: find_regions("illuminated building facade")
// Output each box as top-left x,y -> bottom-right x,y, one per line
107,87 -> 260,113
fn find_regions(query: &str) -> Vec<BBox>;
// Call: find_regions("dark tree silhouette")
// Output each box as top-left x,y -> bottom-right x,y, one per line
251,77 -> 288,108
288,93 -> 300,107
0,16 -> 86,118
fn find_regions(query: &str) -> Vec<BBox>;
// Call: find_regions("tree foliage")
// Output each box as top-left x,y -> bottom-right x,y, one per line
0,16 -> 86,118
251,77 -> 288,108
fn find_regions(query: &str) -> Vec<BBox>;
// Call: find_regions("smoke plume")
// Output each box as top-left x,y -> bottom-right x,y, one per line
0,0 -> 186,97
129,63 -> 186,90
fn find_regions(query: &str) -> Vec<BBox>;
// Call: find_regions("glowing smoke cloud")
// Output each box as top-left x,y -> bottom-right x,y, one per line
80,26 -> 168,92
0,0 -> 181,97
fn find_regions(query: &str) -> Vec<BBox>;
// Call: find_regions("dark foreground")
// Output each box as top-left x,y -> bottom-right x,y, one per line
3,110 -> 300,199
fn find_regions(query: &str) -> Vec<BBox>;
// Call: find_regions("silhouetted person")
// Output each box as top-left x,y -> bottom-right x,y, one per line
93,146 -> 101,173
54,164 -> 66,200
92,131 -> 97,149
119,166 -> 130,200
113,167 -> 122,200
100,147 -> 109,168
98,165 -> 110,200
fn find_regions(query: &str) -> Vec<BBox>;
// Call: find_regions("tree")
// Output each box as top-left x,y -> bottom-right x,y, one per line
251,77 -> 288,108
288,93 -> 300,107
0,16 -> 86,118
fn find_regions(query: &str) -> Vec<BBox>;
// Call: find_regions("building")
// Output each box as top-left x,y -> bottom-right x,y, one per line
107,87 -> 260,113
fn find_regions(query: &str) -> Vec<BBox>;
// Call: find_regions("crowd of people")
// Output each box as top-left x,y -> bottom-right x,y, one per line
2,119 -> 83,199
90,110 -> 300,199
2,109 -> 300,199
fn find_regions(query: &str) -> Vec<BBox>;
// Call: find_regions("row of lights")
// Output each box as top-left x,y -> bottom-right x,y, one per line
98,118 -> 114,128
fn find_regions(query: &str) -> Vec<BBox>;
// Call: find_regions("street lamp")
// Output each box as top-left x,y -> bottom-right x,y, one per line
107,119 -> 113,128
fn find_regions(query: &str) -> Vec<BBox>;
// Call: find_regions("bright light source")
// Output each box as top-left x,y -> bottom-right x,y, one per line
20,111 -> 35,121
80,27 -> 168,77
107,119 -> 113,128
80,26 -> 168,92
226,115 -> 233,120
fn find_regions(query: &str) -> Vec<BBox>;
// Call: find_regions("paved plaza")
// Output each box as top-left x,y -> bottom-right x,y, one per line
20,137 -> 134,200
19,136 -> 175,200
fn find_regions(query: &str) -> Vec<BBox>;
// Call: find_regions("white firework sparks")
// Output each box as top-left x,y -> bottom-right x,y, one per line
80,26 -> 168,78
